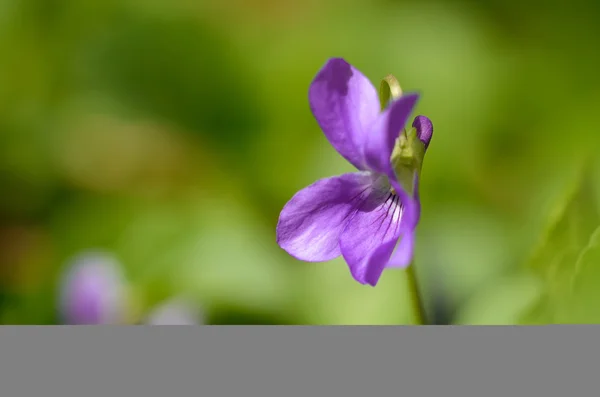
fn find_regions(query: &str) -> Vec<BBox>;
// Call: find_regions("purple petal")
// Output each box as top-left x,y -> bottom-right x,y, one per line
339,191 -> 403,286
413,115 -> 433,149
387,173 -> 421,268
386,228 -> 416,268
390,173 -> 421,228
277,172 -> 376,262
308,58 -> 380,170
59,252 -> 125,325
364,94 -> 419,178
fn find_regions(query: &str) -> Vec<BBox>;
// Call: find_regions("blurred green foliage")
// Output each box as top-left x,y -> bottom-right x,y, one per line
1,0 -> 600,324
521,161 -> 598,323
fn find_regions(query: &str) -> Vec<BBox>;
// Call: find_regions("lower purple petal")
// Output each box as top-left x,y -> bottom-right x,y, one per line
360,237 -> 400,286
386,228 -> 415,268
339,191 -> 403,286
276,172 -> 376,262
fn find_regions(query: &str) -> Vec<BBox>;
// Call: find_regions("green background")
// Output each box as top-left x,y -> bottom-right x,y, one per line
1,0 -> 599,324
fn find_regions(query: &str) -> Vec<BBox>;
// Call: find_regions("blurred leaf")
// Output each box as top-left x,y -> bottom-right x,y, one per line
520,163 -> 600,323
170,196 -> 297,317
297,259 -> 412,325
83,14 -> 264,155
566,227 -> 600,322
417,204 -> 513,313
455,273 -> 541,325
206,303 -> 295,325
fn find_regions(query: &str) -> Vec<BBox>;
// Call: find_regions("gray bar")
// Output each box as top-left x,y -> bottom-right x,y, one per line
0,326 -> 598,397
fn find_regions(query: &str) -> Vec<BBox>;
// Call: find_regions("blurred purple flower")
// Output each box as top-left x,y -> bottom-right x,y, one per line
144,297 -> 202,325
59,251 -> 126,325
276,58 -> 433,286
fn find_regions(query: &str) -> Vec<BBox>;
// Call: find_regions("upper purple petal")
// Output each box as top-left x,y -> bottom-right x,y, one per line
339,190 -> 403,286
276,172 -> 377,262
363,93 -> 419,179
308,58 -> 380,170
413,115 -> 433,149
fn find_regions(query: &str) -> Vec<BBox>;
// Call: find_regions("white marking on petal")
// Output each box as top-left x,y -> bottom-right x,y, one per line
388,197 -> 403,224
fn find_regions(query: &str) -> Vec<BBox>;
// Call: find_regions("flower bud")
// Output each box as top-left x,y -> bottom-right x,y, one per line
389,115 -> 433,196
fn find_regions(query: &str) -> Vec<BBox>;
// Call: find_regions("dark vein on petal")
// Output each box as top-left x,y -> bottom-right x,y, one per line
340,185 -> 373,224
381,194 -> 398,242
347,185 -> 372,205
370,193 -> 395,234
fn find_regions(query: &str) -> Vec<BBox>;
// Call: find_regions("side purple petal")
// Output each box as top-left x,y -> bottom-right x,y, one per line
386,173 -> 421,268
339,191 -> 403,286
363,93 -> 419,179
413,115 -> 433,149
276,172 -> 376,262
390,173 -> 421,229
308,58 -> 380,170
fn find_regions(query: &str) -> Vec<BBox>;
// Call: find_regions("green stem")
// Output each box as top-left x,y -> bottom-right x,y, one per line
406,263 -> 427,325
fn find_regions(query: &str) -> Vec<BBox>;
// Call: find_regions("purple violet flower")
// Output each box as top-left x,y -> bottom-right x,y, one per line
59,251 -> 126,325
276,58 -> 433,286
